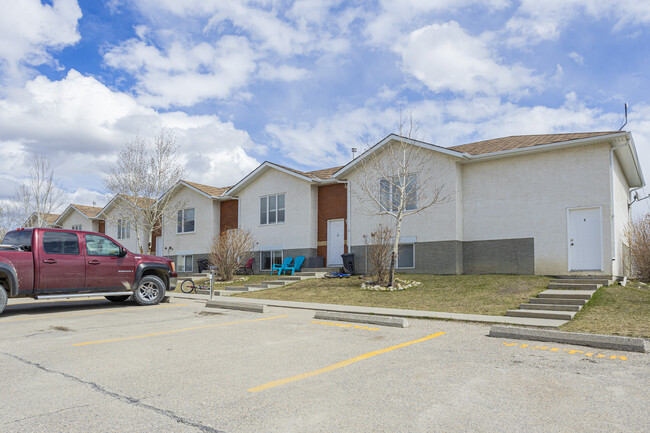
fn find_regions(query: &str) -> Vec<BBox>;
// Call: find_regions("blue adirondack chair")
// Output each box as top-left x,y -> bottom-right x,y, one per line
272,257 -> 293,275
283,256 -> 305,275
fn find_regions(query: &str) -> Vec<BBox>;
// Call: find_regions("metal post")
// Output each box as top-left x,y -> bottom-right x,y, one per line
209,271 -> 214,301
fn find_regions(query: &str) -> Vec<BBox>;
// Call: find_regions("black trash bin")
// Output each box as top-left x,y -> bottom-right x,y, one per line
341,253 -> 355,275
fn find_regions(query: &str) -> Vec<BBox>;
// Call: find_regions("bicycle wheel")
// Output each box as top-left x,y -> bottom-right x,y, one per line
180,279 -> 196,293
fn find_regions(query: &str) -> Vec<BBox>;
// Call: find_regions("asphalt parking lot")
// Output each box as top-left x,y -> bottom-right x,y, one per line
1,297 -> 648,433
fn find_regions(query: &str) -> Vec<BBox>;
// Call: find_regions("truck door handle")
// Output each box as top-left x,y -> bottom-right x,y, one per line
42,259 -> 57,264
88,260 -> 101,265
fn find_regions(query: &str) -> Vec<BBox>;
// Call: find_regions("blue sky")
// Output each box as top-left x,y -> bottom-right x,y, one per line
1,0 -> 650,213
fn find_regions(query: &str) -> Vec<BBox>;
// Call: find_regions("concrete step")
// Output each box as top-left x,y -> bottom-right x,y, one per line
550,278 -> 612,285
528,298 -> 587,306
278,276 -> 306,281
506,309 -> 577,320
294,272 -> 327,277
301,267 -> 340,273
263,280 -> 288,286
519,303 -> 582,312
538,289 -> 595,300
225,286 -> 250,292
547,282 -> 602,290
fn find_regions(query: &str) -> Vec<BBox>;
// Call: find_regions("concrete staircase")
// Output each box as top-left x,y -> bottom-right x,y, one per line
212,268 -> 331,296
505,277 -> 613,322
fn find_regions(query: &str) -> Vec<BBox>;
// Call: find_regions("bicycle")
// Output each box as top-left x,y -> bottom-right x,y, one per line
179,279 -> 211,293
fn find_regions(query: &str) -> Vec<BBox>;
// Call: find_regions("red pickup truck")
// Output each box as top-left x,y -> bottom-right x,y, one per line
0,228 -> 177,315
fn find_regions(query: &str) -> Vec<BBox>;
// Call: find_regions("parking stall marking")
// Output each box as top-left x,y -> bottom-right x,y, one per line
311,320 -> 380,331
247,331 -> 445,393
502,342 -> 628,361
0,303 -> 187,323
73,314 -> 289,346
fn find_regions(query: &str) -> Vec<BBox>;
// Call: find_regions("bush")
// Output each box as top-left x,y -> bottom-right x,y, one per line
625,214 -> 650,282
367,224 -> 394,286
208,228 -> 255,282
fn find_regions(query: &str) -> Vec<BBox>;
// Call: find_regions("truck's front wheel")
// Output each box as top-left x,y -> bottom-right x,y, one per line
0,284 -> 7,315
134,275 -> 166,306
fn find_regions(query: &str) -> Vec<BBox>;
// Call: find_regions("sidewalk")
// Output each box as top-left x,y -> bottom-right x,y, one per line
168,292 -> 567,328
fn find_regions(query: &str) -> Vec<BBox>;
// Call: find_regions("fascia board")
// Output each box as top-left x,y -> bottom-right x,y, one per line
333,134 -> 466,179
53,205 -> 74,225
227,162 -> 313,196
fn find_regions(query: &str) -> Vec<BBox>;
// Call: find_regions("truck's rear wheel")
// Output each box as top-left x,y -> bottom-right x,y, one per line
134,275 -> 166,306
0,284 -> 7,315
105,295 -> 130,302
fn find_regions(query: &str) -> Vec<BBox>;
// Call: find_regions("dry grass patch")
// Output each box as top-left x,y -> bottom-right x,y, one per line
561,282 -> 650,338
235,274 -> 550,316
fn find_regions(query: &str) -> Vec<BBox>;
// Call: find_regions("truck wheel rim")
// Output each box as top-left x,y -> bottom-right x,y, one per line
139,281 -> 159,300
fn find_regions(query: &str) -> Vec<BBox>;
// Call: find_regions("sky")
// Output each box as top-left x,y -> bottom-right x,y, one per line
1,0 -> 650,214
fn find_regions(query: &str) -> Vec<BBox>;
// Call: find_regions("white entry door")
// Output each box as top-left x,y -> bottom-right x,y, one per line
155,236 -> 163,256
568,207 -> 602,271
327,219 -> 345,266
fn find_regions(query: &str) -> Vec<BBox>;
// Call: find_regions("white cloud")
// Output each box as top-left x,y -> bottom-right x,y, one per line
506,0 -> 650,47
104,35 -> 258,108
0,71 -> 261,202
258,63 -> 310,81
569,51 -> 585,66
0,0 -> 82,83
399,22 -> 542,97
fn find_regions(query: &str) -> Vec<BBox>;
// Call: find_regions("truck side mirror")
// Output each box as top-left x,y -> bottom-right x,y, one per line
119,247 -> 127,257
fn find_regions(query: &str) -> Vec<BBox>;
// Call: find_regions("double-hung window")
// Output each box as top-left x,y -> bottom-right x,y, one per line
117,219 -> 131,239
260,194 -> 285,225
260,250 -> 283,271
380,174 -> 417,212
71,224 -> 82,231
177,255 -> 193,272
177,208 -> 195,233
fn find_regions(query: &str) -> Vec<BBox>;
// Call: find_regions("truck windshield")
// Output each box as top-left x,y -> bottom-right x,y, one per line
2,230 -> 33,249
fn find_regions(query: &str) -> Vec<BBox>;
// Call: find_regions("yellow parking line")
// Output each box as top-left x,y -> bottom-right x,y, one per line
0,303 -> 186,322
248,331 -> 445,393
74,315 -> 289,346
501,342 -> 628,361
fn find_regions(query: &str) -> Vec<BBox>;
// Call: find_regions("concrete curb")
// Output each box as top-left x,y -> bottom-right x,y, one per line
314,311 -> 409,328
205,300 -> 268,313
489,325 -> 647,353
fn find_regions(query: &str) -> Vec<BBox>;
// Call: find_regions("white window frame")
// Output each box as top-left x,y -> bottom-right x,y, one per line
260,250 -> 283,271
177,208 -> 196,234
117,219 -> 131,240
396,243 -> 415,269
177,254 -> 193,272
71,224 -> 82,231
260,193 -> 285,225
380,174 -> 418,212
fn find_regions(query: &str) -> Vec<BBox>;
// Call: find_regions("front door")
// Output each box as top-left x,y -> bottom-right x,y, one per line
568,207 -> 602,271
327,219 -> 345,266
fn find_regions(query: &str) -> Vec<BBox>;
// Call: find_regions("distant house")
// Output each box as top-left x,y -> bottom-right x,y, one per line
226,162 -> 345,272
54,204 -> 104,233
159,180 -> 236,274
96,194 -> 156,254
334,131 -> 644,277
24,212 -> 61,228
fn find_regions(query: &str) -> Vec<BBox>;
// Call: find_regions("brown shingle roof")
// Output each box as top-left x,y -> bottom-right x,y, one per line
72,204 -> 102,218
44,213 -> 60,224
120,194 -> 156,209
306,166 -> 344,180
448,132 -> 618,155
183,180 -> 231,197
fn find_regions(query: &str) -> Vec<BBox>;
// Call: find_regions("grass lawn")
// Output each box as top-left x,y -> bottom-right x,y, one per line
561,281 -> 650,338
171,274 -> 278,293
235,274 -> 550,316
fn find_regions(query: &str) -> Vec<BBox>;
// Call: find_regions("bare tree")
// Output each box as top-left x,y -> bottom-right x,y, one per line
16,154 -> 66,228
208,228 -> 255,281
625,213 -> 650,282
104,129 -> 185,254
354,113 -> 449,287
367,224 -> 394,286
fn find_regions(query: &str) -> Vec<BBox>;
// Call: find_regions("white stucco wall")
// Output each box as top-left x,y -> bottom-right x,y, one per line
347,147 -> 461,246
160,186 -> 219,257
59,210 -> 99,233
612,152 -> 631,277
237,168 -> 317,251
103,208 -> 148,254
462,143 -> 613,275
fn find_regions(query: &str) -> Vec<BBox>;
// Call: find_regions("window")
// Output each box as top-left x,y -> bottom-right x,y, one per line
117,219 -> 131,239
71,224 -> 82,231
2,229 -> 33,249
260,194 -> 285,225
260,250 -> 282,271
397,243 -> 415,269
380,174 -> 417,212
177,255 -> 193,272
177,208 -> 195,233
85,234 -> 121,256
42,231 -> 79,255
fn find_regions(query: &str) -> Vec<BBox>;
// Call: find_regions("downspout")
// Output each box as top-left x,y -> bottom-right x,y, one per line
610,141 -> 628,272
